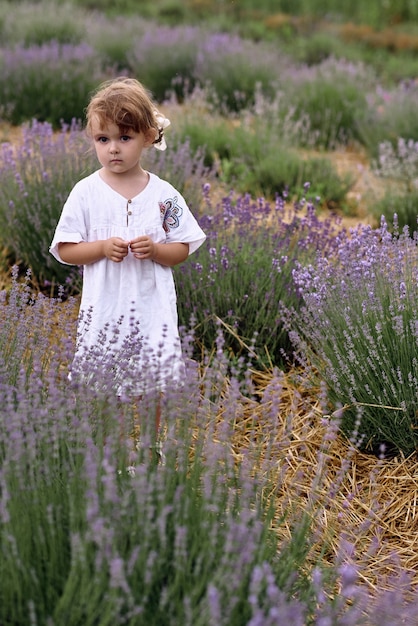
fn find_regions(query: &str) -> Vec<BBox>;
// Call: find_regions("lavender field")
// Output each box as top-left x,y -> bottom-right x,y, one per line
1,1 -> 418,624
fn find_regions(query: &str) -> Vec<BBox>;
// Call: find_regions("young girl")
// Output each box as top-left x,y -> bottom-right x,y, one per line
49,77 -> 206,436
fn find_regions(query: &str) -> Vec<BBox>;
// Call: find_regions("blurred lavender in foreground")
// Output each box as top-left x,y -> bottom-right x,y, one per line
1,267 -> 417,624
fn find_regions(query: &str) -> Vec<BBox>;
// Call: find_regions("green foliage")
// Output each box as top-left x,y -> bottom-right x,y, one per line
174,105 -> 352,207
290,32 -> 346,66
372,191 -> 418,235
171,111 -> 234,170
358,86 -> 418,158
71,0 -> 147,13
298,158 -> 353,210
0,0 -> 87,45
0,43 -> 106,127
225,143 -> 308,197
234,146 -> 353,207
371,50 -> 418,84
66,0 -> 418,28
288,66 -> 371,149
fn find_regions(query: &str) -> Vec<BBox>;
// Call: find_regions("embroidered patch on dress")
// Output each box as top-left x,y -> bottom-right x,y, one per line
159,196 -> 183,232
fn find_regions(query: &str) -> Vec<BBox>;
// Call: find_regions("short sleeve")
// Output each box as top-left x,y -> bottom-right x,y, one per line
158,185 -> 206,255
49,182 -> 88,264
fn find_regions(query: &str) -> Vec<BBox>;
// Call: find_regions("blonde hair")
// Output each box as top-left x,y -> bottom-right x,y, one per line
85,77 -> 163,145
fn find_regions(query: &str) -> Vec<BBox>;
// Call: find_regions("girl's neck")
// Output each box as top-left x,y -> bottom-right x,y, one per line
99,166 -> 149,200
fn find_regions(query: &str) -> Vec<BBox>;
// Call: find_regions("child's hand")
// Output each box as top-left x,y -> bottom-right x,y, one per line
103,237 -> 130,263
129,235 -> 156,260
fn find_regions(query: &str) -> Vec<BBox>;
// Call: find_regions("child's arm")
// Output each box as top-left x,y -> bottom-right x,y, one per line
130,236 -> 188,267
58,237 -> 130,264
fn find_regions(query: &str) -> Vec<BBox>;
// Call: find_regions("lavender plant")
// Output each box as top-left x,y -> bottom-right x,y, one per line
359,82 -> 418,157
1,0 -> 418,149
87,13 -> 149,73
371,191 -> 418,236
127,24 -> 201,101
175,186 -> 343,368
371,136 -> 418,232
0,42 -> 106,127
374,136 -> 418,182
0,265 -> 74,386
192,32 -> 279,112
0,270 -> 312,625
142,134 -> 215,213
0,0 -> 87,46
1,268 -> 417,624
0,6 -> 388,155
173,98 -> 353,206
285,58 -> 375,149
290,217 -> 418,457
128,25 -> 281,110
0,120 -> 95,288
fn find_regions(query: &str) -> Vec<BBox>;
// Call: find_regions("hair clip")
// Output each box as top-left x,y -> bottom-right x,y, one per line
153,110 -> 170,151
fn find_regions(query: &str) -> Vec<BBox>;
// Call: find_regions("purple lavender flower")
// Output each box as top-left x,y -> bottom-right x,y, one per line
290,217 -> 418,455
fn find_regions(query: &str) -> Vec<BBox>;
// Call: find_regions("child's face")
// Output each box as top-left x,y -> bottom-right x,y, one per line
90,117 -> 153,175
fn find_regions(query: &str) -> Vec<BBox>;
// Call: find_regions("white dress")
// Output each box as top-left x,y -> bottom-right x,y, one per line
50,170 -> 206,395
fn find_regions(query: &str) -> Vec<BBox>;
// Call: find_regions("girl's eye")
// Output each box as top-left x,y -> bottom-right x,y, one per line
121,135 -> 131,142
97,137 -> 108,143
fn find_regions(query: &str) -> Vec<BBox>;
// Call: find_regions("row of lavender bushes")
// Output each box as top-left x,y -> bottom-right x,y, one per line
0,14 -> 355,208
2,0 -> 418,149
72,0 -> 418,27
1,269 -> 417,624
175,184 -> 342,369
1,118 -> 418,456
0,13 -> 406,149
2,2 -> 418,225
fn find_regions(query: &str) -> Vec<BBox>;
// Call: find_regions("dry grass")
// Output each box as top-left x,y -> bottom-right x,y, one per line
0,122 -> 23,146
341,22 -> 418,53
221,367 -> 418,594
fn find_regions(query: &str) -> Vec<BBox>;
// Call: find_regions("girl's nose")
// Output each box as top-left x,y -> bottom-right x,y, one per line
109,142 -> 119,154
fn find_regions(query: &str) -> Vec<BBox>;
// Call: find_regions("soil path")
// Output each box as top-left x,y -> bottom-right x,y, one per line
330,147 -> 382,227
